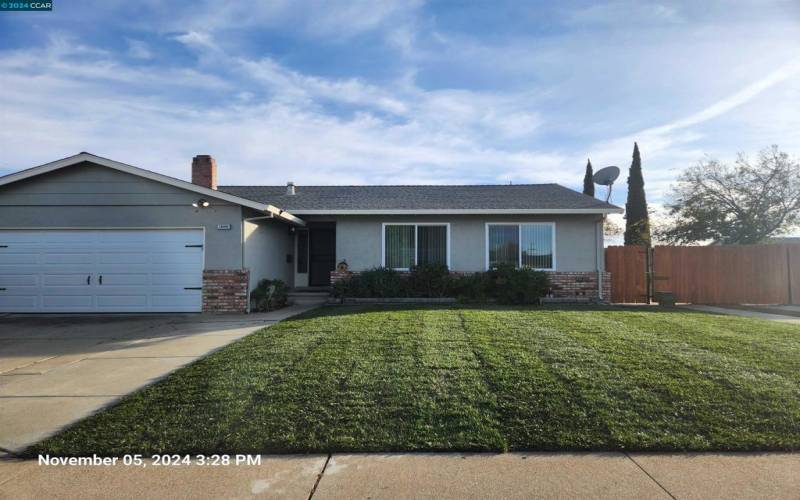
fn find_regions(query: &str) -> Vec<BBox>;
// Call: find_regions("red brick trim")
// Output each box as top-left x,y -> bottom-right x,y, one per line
203,269 -> 249,313
546,271 -> 611,301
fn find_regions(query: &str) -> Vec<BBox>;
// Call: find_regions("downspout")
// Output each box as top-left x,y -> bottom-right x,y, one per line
596,216 -> 604,302
242,213 -> 275,313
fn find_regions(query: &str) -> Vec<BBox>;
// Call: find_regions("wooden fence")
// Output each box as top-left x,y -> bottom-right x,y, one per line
605,246 -> 649,303
606,244 -> 800,305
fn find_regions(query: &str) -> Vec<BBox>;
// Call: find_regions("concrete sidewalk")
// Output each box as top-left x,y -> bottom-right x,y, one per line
0,304 -> 318,453
684,305 -> 800,324
1,452 -> 798,499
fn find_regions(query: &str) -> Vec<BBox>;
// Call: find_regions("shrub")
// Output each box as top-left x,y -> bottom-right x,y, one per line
486,264 -> 549,304
332,267 -> 406,298
333,265 -> 549,304
449,272 -> 492,302
407,264 -> 451,297
250,279 -> 288,312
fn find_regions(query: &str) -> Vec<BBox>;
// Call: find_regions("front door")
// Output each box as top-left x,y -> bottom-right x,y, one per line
308,223 -> 336,286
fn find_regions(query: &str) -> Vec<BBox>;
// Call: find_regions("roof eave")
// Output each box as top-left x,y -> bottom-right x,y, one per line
265,204 -> 306,226
288,208 -> 623,215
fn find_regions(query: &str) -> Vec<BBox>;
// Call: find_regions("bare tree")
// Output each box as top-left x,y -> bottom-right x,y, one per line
658,146 -> 800,244
604,217 -> 623,237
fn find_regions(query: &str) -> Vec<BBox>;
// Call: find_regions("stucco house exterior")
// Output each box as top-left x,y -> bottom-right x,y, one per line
0,153 -> 622,313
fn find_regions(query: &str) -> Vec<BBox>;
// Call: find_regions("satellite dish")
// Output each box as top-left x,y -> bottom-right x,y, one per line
592,166 -> 620,186
592,166 -> 620,203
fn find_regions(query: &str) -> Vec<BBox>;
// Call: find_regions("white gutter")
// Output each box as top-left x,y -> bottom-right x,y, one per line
596,217 -> 604,301
266,204 -> 305,226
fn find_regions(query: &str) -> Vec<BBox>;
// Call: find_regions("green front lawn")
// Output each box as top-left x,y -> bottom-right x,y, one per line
32,306 -> 800,455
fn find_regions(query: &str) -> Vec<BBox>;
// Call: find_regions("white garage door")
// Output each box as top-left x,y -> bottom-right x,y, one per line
0,229 -> 204,313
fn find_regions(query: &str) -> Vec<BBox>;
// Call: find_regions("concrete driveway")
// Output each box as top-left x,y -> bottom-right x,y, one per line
0,305 -> 316,453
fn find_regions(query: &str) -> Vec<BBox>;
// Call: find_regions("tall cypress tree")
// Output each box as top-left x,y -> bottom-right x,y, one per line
582,159 -> 595,196
624,142 -> 651,246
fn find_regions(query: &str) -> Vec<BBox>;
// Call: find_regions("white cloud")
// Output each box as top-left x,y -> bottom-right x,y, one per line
2,0 -> 799,217
153,0 -> 424,40
644,57 -> 800,136
172,31 -> 219,52
0,36 -> 554,186
565,2 -> 682,27
126,38 -> 152,60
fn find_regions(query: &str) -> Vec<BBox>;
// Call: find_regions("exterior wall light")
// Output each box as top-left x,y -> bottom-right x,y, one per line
192,199 -> 210,208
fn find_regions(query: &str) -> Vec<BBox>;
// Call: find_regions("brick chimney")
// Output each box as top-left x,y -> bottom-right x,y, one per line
191,155 -> 217,190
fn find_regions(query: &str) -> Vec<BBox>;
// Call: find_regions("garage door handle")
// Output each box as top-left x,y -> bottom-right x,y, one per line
99,275 -> 103,285
0,288 -> 6,291
185,244 -> 204,248
87,275 -> 91,285
0,245 -> 7,248
184,287 -> 202,290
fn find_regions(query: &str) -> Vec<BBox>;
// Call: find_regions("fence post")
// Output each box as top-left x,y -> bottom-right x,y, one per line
644,245 -> 653,304
788,245 -> 794,305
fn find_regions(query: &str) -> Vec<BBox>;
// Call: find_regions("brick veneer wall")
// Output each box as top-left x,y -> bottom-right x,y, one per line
202,269 -> 249,313
331,270 -> 613,302
547,271 -> 611,301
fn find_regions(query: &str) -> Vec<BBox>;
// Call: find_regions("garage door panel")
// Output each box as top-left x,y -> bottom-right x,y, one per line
0,231 -> 41,244
41,286 -> 97,295
42,274 -> 93,286
42,295 -> 94,308
44,253 -> 94,264
149,252 -> 198,264
97,252 -> 149,264
96,295 -> 148,307
0,253 -> 41,265
0,229 -> 204,313
0,274 -> 39,286
0,295 -> 38,309
150,273 -> 201,286
152,293 -> 202,307
97,274 -> 149,286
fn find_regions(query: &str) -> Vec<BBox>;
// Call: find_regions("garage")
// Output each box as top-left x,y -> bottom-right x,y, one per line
0,229 -> 204,313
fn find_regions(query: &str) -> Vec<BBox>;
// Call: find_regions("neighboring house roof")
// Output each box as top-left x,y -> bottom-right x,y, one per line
218,184 -> 623,214
766,237 -> 800,244
0,152 -> 305,226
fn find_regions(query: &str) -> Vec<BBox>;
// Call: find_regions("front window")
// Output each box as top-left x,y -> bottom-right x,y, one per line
383,223 -> 449,269
486,223 -> 555,270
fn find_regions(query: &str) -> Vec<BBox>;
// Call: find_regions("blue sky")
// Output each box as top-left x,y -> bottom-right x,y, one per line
1,0 -> 799,216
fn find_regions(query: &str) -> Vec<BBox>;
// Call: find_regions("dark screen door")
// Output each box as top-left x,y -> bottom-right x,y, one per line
309,226 -> 336,286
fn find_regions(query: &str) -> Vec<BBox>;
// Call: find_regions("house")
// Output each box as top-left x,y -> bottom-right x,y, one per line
0,152 -> 622,313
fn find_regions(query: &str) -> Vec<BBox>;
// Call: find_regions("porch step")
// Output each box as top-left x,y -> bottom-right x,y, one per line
288,290 -> 330,305
291,287 -> 330,293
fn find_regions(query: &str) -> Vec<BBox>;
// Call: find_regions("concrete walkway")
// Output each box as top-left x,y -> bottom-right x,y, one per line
683,305 -> 800,324
1,452 -> 798,499
0,304 -> 319,453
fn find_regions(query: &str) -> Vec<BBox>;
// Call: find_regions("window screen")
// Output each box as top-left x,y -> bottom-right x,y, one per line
521,224 -> 553,269
384,225 -> 415,269
488,225 -> 519,268
417,225 -> 447,266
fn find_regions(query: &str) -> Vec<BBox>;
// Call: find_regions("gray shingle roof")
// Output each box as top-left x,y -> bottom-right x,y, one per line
217,184 -> 620,212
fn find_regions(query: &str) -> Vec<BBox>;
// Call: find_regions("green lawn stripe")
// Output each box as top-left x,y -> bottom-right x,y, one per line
29,305 -> 800,455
